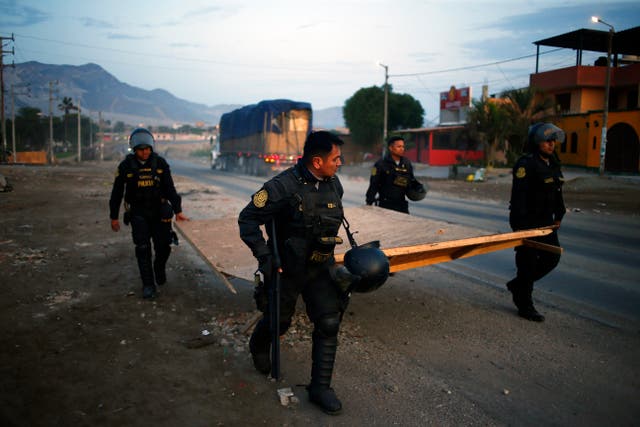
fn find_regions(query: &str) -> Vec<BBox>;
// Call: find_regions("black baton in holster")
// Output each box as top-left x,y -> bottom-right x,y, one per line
269,220 -> 281,380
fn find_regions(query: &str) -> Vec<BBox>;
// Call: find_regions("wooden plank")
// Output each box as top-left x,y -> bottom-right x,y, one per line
523,238 -> 564,254
174,220 -> 239,294
334,227 -> 557,273
173,206 -> 481,283
173,204 -> 559,284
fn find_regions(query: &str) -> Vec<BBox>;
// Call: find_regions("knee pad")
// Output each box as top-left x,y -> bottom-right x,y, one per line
314,313 -> 341,338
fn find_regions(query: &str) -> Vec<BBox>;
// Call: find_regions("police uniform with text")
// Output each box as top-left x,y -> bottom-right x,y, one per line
507,123 -> 566,321
238,158 -> 346,414
365,155 -> 416,213
109,146 -> 182,298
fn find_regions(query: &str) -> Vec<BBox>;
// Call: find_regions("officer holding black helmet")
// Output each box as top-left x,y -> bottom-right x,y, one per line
507,122 -> 566,322
239,131 -> 364,415
109,128 -> 188,299
365,136 -> 426,214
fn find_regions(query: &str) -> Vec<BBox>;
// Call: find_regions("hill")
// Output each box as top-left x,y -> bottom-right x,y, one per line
5,61 -> 345,129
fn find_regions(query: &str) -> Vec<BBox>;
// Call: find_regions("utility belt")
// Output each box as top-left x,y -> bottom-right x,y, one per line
392,174 -> 409,187
123,198 -> 173,224
309,235 -> 343,263
282,234 -> 343,274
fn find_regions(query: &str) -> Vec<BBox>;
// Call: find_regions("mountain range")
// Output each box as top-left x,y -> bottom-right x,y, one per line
4,61 -> 345,129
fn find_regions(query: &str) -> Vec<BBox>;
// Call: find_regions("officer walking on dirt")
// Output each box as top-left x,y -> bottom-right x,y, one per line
109,128 -> 188,299
507,122 -> 566,322
238,131 -> 354,415
365,136 -> 426,213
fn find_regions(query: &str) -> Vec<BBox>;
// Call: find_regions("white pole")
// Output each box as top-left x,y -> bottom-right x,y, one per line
77,99 -> 81,162
11,85 -> 16,163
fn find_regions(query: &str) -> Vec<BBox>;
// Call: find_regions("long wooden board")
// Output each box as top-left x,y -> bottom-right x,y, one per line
174,205 -> 559,290
334,227 -> 557,272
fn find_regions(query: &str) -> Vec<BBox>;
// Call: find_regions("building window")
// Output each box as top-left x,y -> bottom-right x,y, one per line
628,89 -> 639,109
556,93 -> 571,113
592,137 -> 597,150
570,133 -> 578,153
433,132 -> 453,149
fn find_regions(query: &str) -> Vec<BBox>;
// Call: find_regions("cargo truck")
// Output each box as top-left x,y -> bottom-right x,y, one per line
215,99 -> 312,175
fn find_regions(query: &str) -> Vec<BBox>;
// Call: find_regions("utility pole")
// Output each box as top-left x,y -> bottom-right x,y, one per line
98,111 -> 103,161
76,98 -> 81,162
89,111 -> 93,148
591,16 -> 615,175
11,83 -> 29,163
379,63 -> 389,142
1,34 -> 15,162
48,81 -> 59,164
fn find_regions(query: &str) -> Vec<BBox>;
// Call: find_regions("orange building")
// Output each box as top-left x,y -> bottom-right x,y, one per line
532,26 -> 640,173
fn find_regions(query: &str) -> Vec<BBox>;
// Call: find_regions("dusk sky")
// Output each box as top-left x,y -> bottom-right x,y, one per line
2,0 -> 639,124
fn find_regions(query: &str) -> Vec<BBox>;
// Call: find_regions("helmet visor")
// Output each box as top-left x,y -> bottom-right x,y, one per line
538,124 -> 565,144
130,131 -> 154,148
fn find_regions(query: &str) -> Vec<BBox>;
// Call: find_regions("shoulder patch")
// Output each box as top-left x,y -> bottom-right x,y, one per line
371,167 -> 377,177
253,189 -> 268,208
515,167 -> 526,179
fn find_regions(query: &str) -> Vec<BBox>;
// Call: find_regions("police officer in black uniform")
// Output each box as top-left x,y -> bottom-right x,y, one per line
238,131 -> 349,415
365,136 -> 423,213
109,128 -> 188,299
507,123 -> 566,322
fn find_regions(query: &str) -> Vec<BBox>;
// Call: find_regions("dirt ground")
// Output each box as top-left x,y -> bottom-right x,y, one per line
0,160 -> 638,426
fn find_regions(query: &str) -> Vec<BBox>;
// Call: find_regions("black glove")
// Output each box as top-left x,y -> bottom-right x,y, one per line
258,254 -> 279,280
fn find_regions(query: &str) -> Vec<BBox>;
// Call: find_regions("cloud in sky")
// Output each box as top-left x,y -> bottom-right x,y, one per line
0,0 -> 48,27
2,0 -> 640,116
78,17 -> 115,29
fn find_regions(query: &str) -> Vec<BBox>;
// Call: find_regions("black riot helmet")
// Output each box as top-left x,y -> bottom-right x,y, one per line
344,241 -> 390,293
526,123 -> 565,153
406,180 -> 427,201
129,128 -> 155,152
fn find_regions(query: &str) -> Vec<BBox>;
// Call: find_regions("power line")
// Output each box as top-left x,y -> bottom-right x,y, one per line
390,48 -> 564,78
9,32 -> 362,74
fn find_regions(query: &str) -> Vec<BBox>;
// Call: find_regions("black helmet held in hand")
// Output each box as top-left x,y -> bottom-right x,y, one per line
406,180 -> 427,201
344,241 -> 390,293
129,128 -> 155,152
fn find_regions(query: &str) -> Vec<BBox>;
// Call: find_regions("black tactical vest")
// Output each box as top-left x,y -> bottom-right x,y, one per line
278,169 -> 344,268
123,155 -> 163,208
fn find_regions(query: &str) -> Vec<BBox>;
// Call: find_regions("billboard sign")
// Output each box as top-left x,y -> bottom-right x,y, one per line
440,86 -> 471,111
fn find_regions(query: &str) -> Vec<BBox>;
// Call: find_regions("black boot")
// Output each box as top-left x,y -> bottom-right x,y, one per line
507,279 -> 544,322
249,319 -> 271,375
136,244 -> 156,299
308,333 -> 342,415
518,304 -> 545,322
154,259 -> 167,285
154,246 -> 170,286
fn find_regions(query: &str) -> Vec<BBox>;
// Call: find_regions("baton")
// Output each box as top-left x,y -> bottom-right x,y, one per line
269,220 -> 281,380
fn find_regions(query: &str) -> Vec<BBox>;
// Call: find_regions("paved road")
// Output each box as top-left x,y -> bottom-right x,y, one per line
170,158 -> 640,328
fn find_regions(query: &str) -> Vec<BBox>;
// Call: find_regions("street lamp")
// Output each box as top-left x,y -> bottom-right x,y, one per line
379,63 -> 389,143
591,16 -> 614,175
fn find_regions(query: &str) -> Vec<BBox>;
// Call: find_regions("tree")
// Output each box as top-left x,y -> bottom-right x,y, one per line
57,97 -> 77,148
16,107 -> 47,151
343,86 -> 424,152
500,87 -> 553,160
388,93 -> 424,132
113,121 -> 126,133
464,98 -> 510,167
